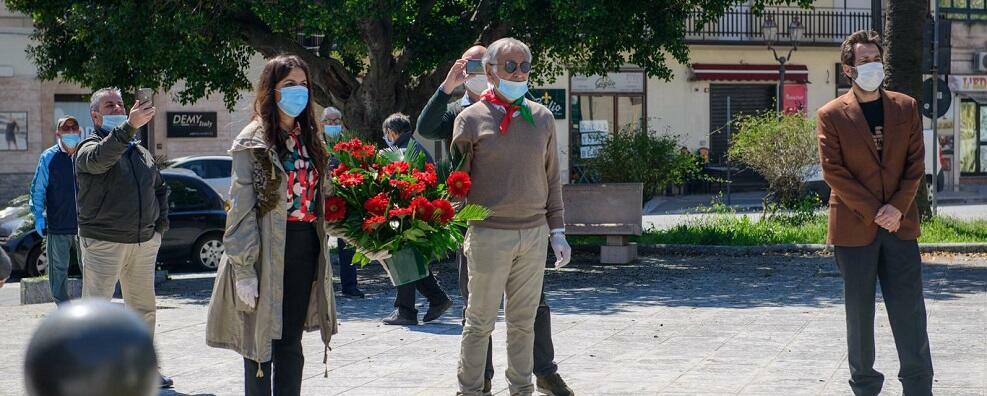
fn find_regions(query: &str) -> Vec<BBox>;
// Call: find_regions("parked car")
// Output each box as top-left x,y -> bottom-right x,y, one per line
165,155 -> 232,198
804,128 -> 945,204
0,170 -> 227,274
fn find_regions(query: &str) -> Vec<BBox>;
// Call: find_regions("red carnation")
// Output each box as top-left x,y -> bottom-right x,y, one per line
383,161 -> 410,176
410,196 -> 434,221
446,171 -> 472,198
324,196 -> 346,222
389,206 -> 413,218
363,193 -> 389,216
362,215 -> 386,232
413,168 -> 437,187
431,199 -> 455,224
338,172 -> 365,187
332,164 -> 349,178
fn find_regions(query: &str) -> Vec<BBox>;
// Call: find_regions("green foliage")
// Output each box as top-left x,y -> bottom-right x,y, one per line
728,111 -> 818,209
7,0 -> 812,138
588,125 -> 706,200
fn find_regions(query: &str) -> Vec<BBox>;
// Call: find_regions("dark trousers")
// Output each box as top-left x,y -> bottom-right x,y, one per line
394,269 -> 449,312
834,229 -> 934,396
336,239 -> 358,290
245,222 -> 319,396
458,251 -> 558,380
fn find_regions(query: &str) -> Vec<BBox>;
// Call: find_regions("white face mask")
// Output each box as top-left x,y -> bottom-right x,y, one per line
852,62 -> 885,92
464,75 -> 488,94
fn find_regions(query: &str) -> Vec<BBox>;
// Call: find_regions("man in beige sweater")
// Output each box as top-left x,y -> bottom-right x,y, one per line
452,37 -> 572,396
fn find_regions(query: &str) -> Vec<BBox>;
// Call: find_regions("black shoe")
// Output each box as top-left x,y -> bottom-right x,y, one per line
382,308 -> 418,325
483,378 -> 492,394
160,373 -> 174,389
537,373 -> 573,396
341,286 -> 365,298
422,298 -> 453,322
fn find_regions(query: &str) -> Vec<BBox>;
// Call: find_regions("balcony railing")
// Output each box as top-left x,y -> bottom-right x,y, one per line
940,0 -> 987,20
684,7 -> 873,46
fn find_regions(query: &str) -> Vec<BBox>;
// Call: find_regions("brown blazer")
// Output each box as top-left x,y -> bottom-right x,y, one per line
816,90 -> 925,247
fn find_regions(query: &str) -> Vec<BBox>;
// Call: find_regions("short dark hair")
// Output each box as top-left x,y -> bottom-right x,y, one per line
382,113 -> 412,135
841,30 -> 883,66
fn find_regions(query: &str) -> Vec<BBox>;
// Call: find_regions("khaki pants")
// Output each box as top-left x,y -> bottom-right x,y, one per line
458,224 -> 548,396
80,233 -> 161,335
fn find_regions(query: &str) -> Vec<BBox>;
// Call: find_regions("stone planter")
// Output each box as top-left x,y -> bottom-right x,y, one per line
20,277 -> 82,305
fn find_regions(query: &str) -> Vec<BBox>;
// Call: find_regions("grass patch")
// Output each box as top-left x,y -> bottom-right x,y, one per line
569,214 -> 987,246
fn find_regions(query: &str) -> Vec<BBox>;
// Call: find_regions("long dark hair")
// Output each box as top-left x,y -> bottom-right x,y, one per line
253,55 -> 327,173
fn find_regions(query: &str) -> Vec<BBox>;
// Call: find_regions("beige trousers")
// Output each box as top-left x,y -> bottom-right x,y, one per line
80,233 -> 161,336
458,224 -> 548,396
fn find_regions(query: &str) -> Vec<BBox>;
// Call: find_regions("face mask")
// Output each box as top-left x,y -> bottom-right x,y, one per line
277,86 -> 309,117
852,62 -> 885,92
323,124 -> 343,138
60,133 -> 81,149
383,134 -> 395,148
496,78 -> 528,101
464,75 -> 488,94
100,114 -> 127,131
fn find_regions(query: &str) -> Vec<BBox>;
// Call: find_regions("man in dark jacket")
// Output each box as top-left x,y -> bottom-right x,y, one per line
30,116 -> 83,304
417,46 -> 574,396
75,87 -> 172,388
380,112 -> 453,326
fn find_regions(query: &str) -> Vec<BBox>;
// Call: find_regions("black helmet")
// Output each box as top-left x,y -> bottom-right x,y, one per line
24,299 -> 158,396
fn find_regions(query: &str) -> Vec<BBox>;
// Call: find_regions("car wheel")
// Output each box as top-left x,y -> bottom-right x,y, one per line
192,234 -> 224,271
26,244 -> 48,277
926,180 -> 935,203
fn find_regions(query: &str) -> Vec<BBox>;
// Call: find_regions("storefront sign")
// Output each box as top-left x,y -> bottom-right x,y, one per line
782,84 -> 807,114
577,120 -> 609,159
948,75 -> 987,92
571,72 -> 645,93
167,112 -> 217,138
529,89 -> 566,119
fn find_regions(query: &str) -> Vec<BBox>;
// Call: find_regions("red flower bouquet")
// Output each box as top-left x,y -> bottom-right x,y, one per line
326,138 -> 488,285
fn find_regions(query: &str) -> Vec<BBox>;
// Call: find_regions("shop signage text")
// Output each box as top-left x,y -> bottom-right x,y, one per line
167,111 -> 217,138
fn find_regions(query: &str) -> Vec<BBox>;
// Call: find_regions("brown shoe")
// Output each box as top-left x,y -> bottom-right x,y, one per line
537,373 -> 573,396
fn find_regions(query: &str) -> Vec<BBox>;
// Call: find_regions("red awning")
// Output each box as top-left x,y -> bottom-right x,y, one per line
690,63 -> 809,82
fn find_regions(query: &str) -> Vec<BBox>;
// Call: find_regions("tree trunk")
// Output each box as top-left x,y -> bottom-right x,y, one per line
884,0 -> 933,220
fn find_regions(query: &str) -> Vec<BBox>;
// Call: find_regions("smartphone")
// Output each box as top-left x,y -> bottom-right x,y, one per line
136,88 -> 153,106
465,59 -> 484,75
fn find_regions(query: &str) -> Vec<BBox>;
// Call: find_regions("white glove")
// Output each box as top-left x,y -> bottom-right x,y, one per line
550,232 -> 572,269
235,277 -> 258,309
357,248 -> 392,263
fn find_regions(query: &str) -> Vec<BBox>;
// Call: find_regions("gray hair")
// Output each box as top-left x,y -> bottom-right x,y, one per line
321,106 -> 342,121
90,88 -> 122,112
482,38 -> 532,72
381,113 -> 412,135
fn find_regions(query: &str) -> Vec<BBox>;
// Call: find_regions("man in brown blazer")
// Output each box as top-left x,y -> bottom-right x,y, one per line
816,30 -> 933,396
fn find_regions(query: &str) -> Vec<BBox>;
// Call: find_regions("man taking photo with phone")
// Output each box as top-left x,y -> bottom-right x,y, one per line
75,87 -> 173,389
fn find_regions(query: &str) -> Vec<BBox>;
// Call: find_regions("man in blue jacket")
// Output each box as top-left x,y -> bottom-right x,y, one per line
29,116 -> 82,304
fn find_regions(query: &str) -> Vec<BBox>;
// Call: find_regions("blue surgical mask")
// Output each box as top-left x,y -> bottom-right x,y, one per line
496,79 -> 528,102
323,124 -> 343,138
100,114 -> 127,131
383,134 -> 395,148
60,134 -> 81,149
277,86 -> 309,117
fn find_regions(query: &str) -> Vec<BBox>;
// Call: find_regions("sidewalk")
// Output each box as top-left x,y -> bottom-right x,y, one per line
0,253 -> 983,395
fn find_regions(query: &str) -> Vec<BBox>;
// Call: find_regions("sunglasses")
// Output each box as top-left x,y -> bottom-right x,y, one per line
58,124 -> 80,132
494,61 -> 531,74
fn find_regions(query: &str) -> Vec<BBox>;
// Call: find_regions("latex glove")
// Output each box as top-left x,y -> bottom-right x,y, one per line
550,232 -> 572,269
357,247 -> 392,263
235,277 -> 258,309
35,217 -> 45,237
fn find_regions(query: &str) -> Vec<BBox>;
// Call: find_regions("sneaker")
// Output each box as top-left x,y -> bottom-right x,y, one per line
160,373 -> 174,389
536,373 -> 573,396
341,286 -> 365,298
382,308 -> 418,326
422,299 -> 453,322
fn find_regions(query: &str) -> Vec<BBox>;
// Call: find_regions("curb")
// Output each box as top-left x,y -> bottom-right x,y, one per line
573,243 -> 987,257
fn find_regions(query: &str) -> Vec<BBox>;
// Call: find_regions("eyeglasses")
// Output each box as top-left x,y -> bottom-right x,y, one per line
492,61 -> 531,74
323,118 -> 342,125
58,124 -> 80,132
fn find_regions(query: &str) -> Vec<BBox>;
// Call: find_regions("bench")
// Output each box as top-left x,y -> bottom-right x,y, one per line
562,183 -> 643,264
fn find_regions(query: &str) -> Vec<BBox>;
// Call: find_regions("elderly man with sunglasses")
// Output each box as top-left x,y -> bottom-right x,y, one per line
452,37 -> 572,396
29,116 -> 83,304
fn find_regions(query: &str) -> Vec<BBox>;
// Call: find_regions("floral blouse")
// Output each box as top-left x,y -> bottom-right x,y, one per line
282,127 -> 319,222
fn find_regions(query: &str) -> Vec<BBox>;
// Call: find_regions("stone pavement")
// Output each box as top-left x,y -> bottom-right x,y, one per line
0,252 -> 984,395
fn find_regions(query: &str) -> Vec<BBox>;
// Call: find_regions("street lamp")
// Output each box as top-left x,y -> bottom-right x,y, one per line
763,15 -> 803,112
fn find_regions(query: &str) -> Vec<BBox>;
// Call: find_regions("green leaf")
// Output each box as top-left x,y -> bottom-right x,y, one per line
454,204 -> 490,221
